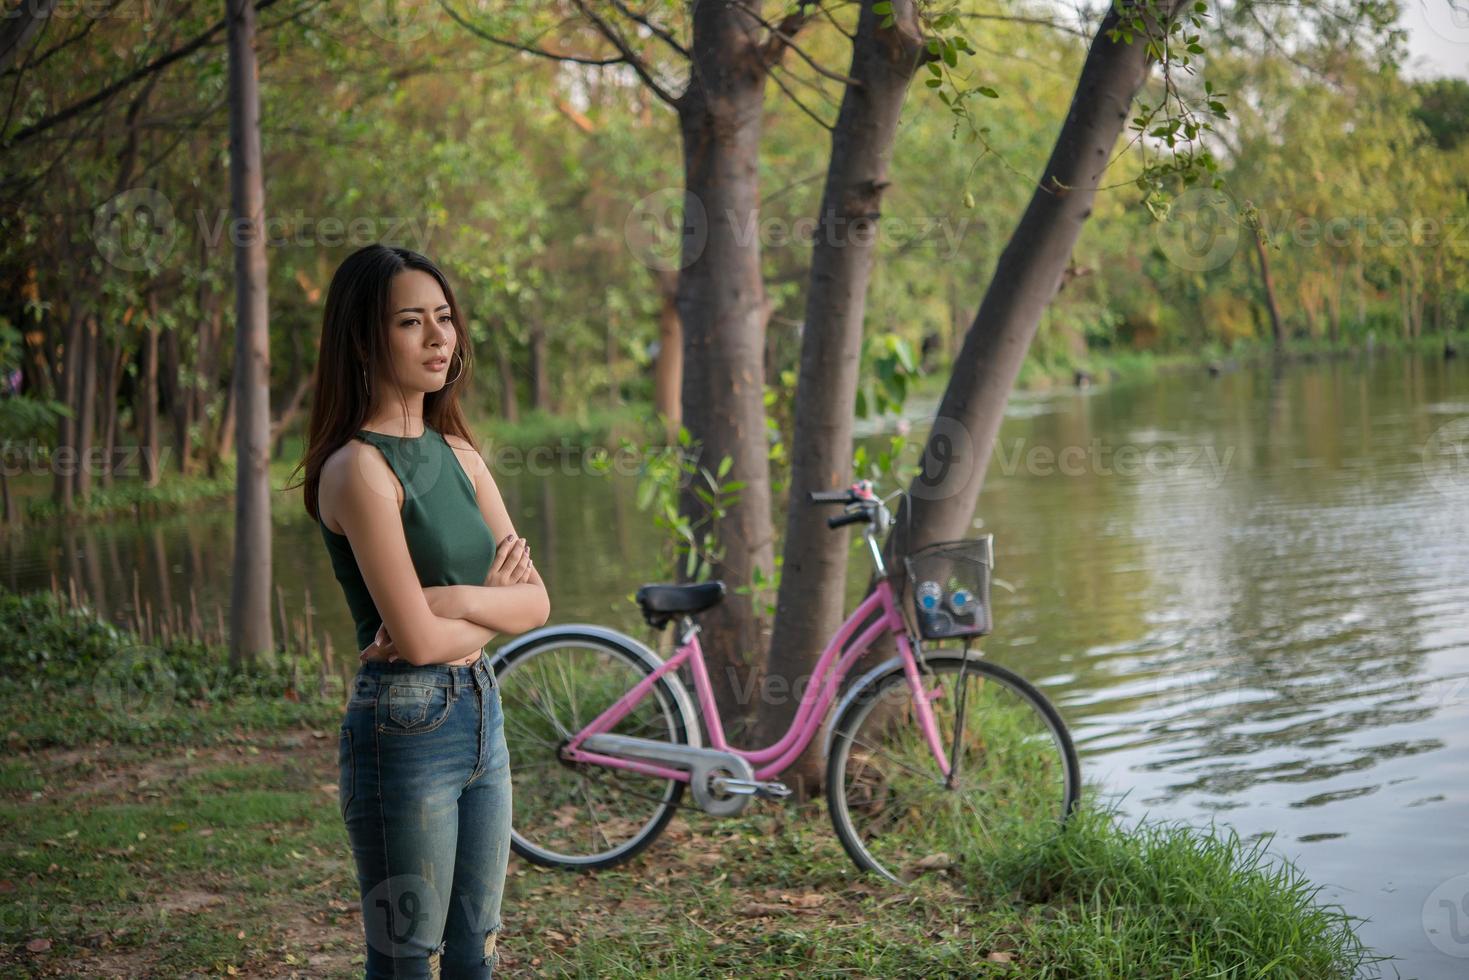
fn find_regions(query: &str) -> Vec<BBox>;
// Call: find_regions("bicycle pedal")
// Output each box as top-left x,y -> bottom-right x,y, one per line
710,777 -> 791,800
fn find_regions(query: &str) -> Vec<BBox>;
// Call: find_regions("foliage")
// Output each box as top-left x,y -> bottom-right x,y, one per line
589,426 -> 744,584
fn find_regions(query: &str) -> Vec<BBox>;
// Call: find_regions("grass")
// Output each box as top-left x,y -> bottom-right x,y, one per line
0,586 -> 1393,977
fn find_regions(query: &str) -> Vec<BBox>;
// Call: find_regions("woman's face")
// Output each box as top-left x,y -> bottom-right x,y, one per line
376,268 -> 456,395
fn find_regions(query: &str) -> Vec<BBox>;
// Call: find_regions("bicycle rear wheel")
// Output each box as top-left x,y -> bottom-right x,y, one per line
493,629 -> 695,869
826,653 -> 1080,884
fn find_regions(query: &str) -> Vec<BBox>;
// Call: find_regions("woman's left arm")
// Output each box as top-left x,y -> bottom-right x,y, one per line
444,435 -> 550,635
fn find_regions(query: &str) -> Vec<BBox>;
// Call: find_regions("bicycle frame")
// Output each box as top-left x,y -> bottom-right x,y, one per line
562,575 -> 955,782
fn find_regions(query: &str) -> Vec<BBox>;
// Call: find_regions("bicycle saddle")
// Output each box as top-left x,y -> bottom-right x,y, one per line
635,581 -> 726,629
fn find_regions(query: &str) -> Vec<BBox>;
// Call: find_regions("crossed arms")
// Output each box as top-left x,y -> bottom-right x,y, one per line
322,432 -> 551,666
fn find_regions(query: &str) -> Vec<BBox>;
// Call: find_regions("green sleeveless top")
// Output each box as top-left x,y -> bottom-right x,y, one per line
318,423 -> 498,651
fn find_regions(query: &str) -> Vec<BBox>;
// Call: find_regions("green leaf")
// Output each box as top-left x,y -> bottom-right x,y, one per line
976,86 -> 999,99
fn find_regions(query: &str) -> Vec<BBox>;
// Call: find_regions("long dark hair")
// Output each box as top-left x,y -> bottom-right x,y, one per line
289,244 -> 478,521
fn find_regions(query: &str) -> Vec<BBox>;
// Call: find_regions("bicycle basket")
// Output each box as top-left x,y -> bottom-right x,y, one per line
903,536 -> 994,641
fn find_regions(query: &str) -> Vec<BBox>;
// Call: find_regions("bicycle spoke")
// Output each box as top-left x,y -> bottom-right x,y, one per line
829,657 -> 1077,884
496,637 -> 689,868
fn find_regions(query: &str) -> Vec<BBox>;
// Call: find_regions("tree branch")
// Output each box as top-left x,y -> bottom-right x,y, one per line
1,0 -> 286,149
767,63 -> 834,131
436,2 -> 627,66
727,0 -> 858,88
607,0 -> 689,59
569,0 -> 681,108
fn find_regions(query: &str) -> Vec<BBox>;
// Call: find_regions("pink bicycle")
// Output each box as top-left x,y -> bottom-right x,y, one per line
489,480 -> 1080,883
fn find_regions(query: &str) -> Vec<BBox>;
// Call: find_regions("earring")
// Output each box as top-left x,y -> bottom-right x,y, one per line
444,351 -> 464,384
362,367 -> 370,397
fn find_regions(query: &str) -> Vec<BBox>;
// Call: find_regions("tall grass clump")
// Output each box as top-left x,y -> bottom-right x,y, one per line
971,798 -> 1389,978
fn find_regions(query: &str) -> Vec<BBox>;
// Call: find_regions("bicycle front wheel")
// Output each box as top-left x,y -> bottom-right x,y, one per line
826,653 -> 1080,884
493,629 -> 695,870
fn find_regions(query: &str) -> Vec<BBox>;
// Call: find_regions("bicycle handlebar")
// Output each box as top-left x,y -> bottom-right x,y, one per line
827,510 -> 871,529
808,490 -> 851,504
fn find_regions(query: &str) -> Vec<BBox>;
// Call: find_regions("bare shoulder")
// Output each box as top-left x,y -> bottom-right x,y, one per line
444,432 -> 490,480
443,432 -> 476,453
319,439 -> 398,529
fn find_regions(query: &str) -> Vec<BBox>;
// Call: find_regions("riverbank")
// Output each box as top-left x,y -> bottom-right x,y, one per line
1015,327 -> 1469,391
5,328 -> 1461,531
0,587 -> 1389,977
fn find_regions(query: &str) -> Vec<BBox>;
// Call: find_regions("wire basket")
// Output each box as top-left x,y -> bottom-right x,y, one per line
903,537 -> 994,641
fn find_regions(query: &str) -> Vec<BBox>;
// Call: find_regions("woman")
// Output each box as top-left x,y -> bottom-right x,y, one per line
296,243 -> 549,978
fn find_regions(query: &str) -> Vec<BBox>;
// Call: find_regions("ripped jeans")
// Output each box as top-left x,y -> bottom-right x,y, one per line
339,655 -> 512,979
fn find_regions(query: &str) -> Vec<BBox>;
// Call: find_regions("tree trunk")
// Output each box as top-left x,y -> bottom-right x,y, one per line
73,312 -> 98,502
210,365 -> 236,479
140,297 -> 161,486
51,303 -> 81,513
1252,224 -> 1284,350
653,267 -> 682,439
160,322 -> 192,474
1327,257 -> 1343,345
494,325 -> 519,424
529,319 -> 550,412
673,0 -> 788,734
97,326 -> 125,488
758,0 -> 929,795
882,0 -> 1194,588
226,0 -> 274,670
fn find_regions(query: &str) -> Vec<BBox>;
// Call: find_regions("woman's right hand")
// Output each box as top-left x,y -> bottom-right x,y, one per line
359,621 -> 401,663
484,533 -> 534,587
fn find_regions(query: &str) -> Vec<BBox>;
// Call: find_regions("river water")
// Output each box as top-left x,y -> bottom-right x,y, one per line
4,351 -> 1465,977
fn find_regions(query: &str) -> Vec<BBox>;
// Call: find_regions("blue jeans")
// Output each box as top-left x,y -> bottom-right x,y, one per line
339,655 -> 511,979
